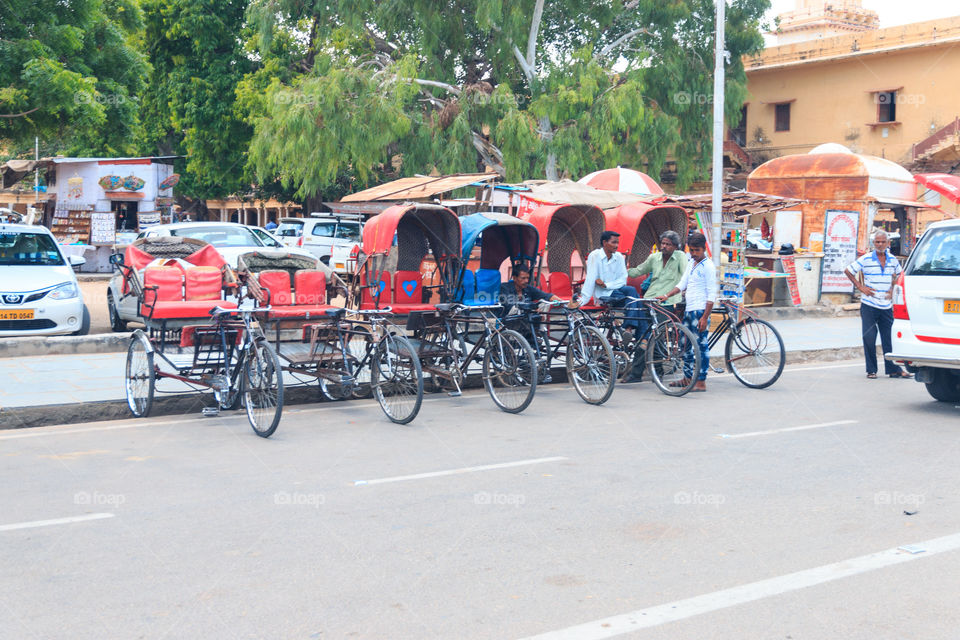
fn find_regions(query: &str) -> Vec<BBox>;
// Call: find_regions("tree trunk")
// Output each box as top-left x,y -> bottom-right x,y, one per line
539,115 -> 558,180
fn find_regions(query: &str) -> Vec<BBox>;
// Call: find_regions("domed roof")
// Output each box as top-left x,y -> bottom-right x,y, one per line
749,146 -> 913,183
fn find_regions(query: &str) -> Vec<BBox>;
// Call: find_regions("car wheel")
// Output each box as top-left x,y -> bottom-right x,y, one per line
108,291 -> 128,332
73,304 -> 91,336
925,369 -> 960,402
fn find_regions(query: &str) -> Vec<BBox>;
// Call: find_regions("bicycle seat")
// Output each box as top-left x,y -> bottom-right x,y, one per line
434,303 -> 458,312
515,301 -> 539,311
324,308 -> 346,319
597,296 -> 614,305
208,306 -> 235,318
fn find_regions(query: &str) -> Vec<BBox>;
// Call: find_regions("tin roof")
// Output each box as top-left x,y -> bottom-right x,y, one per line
339,173 -> 499,202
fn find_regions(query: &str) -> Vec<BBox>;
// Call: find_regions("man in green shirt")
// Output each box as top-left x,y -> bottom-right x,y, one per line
622,230 -> 687,381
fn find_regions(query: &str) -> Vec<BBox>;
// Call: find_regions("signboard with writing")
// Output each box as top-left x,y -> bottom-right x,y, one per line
137,211 -> 162,230
89,212 -> 116,245
780,255 -> 803,305
821,210 -> 859,293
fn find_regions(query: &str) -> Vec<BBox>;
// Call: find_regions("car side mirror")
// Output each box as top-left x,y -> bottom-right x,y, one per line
68,255 -> 87,267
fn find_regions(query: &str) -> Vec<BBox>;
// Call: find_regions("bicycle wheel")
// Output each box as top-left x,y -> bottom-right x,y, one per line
646,322 -> 699,397
371,334 -> 423,424
125,332 -> 155,418
725,318 -> 785,389
604,324 -> 633,381
347,326 -> 373,398
565,324 -> 616,405
483,329 -> 537,413
242,339 -> 284,438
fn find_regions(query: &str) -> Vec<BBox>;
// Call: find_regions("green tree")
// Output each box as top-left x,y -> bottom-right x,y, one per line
0,0 -> 148,157
244,0 -> 770,199
139,0 -> 253,200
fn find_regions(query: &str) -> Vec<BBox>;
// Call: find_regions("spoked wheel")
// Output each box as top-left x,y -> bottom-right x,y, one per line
605,325 -> 632,381
647,322 -> 699,397
483,329 -> 537,414
371,334 -> 423,425
125,332 -> 155,417
242,339 -> 284,438
565,325 -> 616,405
347,327 -> 373,398
725,318 -> 785,389
318,368 -> 352,401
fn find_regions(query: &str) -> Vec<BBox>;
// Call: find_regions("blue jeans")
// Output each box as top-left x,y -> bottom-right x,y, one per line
860,304 -> 898,375
682,310 -> 710,381
607,285 -> 641,330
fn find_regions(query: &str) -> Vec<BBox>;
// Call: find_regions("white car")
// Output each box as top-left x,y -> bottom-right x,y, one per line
106,222 -> 315,330
889,219 -> 960,402
0,223 -> 90,336
275,213 -> 363,275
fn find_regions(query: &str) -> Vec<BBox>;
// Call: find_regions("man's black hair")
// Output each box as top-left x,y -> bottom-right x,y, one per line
687,231 -> 707,249
511,265 -> 530,277
600,230 -> 620,245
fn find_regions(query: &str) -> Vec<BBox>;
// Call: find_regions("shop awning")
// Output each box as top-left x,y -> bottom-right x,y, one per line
914,173 -> 960,204
0,160 -> 38,188
868,196 -> 936,209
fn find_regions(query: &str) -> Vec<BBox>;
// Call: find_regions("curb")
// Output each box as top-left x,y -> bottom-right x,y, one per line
0,333 -> 132,359
1,348 -> 873,431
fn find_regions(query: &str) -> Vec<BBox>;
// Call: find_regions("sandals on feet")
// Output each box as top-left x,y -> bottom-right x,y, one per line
888,371 -> 913,378
866,373 -> 877,379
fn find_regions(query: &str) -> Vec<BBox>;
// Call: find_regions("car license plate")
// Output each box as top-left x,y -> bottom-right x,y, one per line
945,300 -> 960,314
335,263 -> 345,270
0,309 -> 34,320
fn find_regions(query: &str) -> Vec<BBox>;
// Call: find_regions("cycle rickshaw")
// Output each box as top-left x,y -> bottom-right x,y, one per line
114,236 -> 283,437
357,204 -> 538,413
237,250 -> 424,424
516,203 -> 617,405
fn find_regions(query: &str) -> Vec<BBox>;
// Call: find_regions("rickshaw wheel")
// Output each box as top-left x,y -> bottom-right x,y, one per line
646,322 -> 699,397
371,334 -> 423,425
482,329 -> 537,414
243,339 -> 284,438
565,325 -> 616,405
125,332 -> 155,418
347,326 -> 374,399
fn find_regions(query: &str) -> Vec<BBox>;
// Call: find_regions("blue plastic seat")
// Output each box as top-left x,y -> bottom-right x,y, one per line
457,269 -> 477,304
472,268 -> 501,306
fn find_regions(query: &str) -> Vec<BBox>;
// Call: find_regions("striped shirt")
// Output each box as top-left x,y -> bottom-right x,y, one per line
677,256 -> 717,312
847,250 -> 902,309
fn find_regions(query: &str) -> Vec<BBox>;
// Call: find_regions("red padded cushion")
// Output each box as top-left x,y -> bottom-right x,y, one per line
144,267 -> 184,302
259,270 -> 292,306
142,300 -> 237,319
394,270 -> 423,305
389,303 -> 437,313
549,272 -> 572,299
185,266 -> 223,301
294,270 -> 326,305
265,305 -> 337,319
362,271 -> 392,307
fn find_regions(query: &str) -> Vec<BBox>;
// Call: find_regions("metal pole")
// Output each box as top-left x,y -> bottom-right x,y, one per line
34,136 -> 39,203
711,0 -> 726,267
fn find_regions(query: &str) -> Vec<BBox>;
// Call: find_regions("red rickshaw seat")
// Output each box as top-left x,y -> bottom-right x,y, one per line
389,303 -> 437,313
394,270 -> 424,306
143,267 -> 183,302
294,270 -> 326,305
142,300 -> 238,319
548,272 -> 573,299
185,266 -> 224,301
258,270 -> 293,305
362,271 -> 392,307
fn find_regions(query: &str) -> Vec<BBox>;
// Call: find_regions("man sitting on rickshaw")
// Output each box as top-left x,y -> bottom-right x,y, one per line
576,230 -> 642,340
499,265 -> 562,382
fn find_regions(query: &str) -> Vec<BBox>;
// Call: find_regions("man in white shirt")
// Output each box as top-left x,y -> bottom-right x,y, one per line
577,231 -> 641,336
657,232 -> 716,392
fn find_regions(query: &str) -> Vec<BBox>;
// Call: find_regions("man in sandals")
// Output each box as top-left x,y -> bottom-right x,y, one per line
657,232 -> 716,392
845,230 -> 912,380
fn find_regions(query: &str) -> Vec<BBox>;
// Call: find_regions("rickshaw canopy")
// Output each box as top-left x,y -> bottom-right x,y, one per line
123,236 -> 230,274
362,203 -> 461,270
520,203 -> 606,275
603,202 -> 689,267
460,212 -> 539,270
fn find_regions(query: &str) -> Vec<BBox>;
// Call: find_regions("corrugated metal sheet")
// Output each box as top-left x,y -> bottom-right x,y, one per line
340,173 -> 498,202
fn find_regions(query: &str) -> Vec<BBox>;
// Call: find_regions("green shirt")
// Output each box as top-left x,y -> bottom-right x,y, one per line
627,250 -> 687,305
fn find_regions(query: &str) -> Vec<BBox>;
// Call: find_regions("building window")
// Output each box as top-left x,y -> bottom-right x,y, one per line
730,106 -> 748,146
775,103 -> 791,132
877,91 -> 897,123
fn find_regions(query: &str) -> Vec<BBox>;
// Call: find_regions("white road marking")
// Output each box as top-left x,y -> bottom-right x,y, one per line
354,456 -> 568,486
0,513 -> 114,532
718,419 -> 858,439
519,531 -> 960,640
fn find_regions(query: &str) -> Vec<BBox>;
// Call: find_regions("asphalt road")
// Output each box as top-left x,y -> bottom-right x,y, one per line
2,362 -> 959,639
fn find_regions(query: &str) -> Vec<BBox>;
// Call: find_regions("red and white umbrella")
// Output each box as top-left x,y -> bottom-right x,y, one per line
915,173 -> 960,204
578,167 -> 665,197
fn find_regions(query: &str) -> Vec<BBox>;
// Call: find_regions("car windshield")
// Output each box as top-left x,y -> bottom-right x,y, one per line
907,228 -> 960,276
277,221 -> 303,237
170,226 -> 262,247
252,228 -> 283,248
310,222 -> 337,237
335,224 -> 361,242
0,232 -> 65,266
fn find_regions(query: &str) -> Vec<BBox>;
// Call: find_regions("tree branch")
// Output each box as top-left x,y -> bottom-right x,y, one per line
0,106 -> 39,118
412,79 -> 462,95
595,28 -> 651,61
526,0 -> 546,68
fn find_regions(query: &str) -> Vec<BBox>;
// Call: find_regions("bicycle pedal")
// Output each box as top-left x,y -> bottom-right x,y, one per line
338,375 -> 355,385
447,390 -> 462,397
201,407 -> 220,418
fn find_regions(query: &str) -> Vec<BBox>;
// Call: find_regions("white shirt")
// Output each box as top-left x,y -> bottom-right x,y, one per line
677,256 -> 717,312
845,250 -> 902,310
578,248 -> 627,304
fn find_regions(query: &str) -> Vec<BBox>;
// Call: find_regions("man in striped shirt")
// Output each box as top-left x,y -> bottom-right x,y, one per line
845,230 -> 911,379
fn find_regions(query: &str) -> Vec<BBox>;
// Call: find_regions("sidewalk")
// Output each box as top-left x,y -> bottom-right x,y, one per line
0,315 -> 868,417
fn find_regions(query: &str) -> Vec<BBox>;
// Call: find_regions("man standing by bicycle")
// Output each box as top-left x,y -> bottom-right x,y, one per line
576,231 -> 642,340
657,232 -> 716,392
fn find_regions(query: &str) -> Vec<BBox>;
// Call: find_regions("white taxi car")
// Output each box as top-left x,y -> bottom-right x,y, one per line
0,223 -> 90,336
889,219 -> 960,402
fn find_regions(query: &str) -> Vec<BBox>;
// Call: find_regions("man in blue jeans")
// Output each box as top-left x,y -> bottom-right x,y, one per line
657,232 -> 716,392
576,230 -> 642,340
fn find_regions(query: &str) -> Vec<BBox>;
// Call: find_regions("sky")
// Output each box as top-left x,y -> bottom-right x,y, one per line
764,0 -> 960,29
